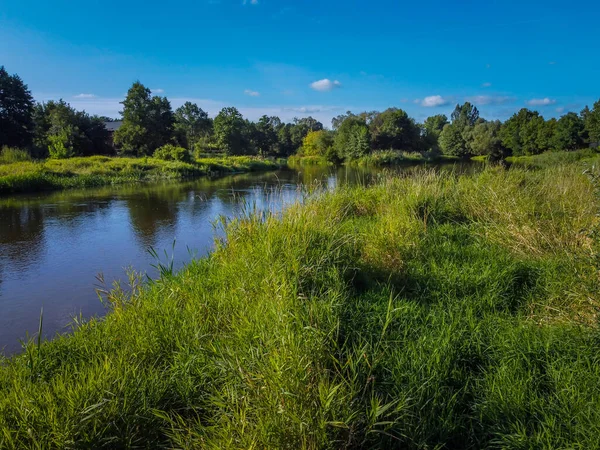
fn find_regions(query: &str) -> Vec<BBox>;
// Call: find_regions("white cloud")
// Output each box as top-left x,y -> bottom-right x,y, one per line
74,93 -> 96,99
421,95 -> 448,107
482,82 -> 492,87
151,88 -> 164,94
310,79 -> 341,92
466,95 -> 513,106
556,107 -> 565,113
526,98 -> 556,106
244,89 -> 260,97
243,0 -> 258,4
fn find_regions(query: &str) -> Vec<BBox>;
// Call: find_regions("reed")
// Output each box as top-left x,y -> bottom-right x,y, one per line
1,159 -> 599,448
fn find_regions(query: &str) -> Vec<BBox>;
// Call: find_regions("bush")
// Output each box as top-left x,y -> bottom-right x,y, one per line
153,144 -> 192,163
0,147 -> 32,164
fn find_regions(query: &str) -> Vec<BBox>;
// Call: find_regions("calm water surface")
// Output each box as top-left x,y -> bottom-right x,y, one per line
0,163 -> 475,354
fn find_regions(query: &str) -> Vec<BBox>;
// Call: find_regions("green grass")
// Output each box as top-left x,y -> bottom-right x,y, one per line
507,148 -> 600,168
349,150 -> 457,166
288,155 -> 333,166
0,155 -> 280,195
0,147 -> 32,164
2,160 -> 600,448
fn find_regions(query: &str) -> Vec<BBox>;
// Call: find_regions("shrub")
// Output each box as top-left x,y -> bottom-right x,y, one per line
153,144 -> 192,163
0,147 -> 32,164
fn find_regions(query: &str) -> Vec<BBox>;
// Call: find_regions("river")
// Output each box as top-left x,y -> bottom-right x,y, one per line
0,162 -> 476,354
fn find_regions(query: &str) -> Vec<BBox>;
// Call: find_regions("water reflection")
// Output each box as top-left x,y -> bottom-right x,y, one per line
0,162 -> 479,354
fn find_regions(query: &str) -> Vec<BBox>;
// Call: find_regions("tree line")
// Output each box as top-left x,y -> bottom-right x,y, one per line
302,101 -> 600,162
2,65 -> 600,161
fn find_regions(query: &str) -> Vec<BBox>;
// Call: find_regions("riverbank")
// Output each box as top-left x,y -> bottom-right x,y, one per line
0,155 -> 280,195
2,159 -> 600,448
289,150 -> 458,167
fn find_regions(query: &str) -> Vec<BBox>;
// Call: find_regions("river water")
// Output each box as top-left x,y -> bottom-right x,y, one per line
0,163 -> 475,354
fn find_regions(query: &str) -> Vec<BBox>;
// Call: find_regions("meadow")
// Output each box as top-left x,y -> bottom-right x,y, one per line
0,150 -> 280,195
1,154 -> 600,448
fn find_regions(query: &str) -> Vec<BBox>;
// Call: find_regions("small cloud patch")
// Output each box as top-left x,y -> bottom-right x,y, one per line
482,82 -> 492,88
466,95 -> 513,106
151,88 -> 165,94
421,95 -> 448,107
526,98 -> 556,106
310,79 -> 341,92
74,93 -> 96,99
244,89 -> 260,97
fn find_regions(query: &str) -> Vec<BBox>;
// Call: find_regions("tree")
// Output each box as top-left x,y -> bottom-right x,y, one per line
214,107 -> 246,155
439,123 -> 468,157
32,99 -> 110,158
276,123 -> 295,156
519,115 -> 547,155
469,120 -> 507,159
369,108 -> 421,151
421,114 -> 449,152
114,81 -> 174,156
290,117 -> 323,150
334,116 -> 371,160
553,113 -> 584,151
174,102 -> 211,150
451,102 -> 480,128
499,109 -> 541,156
583,100 -> 600,145
300,130 -> 334,158
252,115 -> 280,156
0,66 -> 34,149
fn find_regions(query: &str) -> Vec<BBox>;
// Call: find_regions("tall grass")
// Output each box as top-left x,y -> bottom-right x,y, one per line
507,148 -> 600,168
0,147 -> 32,164
1,161 -> 600,448
0,155 -> 279,195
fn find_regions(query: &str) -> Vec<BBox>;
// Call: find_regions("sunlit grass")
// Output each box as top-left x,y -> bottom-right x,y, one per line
1,160 -> 600,448
0,155 -> 279,194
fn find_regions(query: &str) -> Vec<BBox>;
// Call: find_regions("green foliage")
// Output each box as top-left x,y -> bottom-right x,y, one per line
421,114 -> 449,152
299,129 -> 335,159
334,116 -> 371,160
0,66 -> 34,149
553,112 -> 585,151
114,82 -> 174,156
499,108 -> 547,156
2,162 -> 600,448
584,100 -> 600,144
32,100 -> 111,158
173,102 -> 211,150
469,120 -> 507,159
213,107 -> 246,155
451,102 -> 480,128
48,126 -> 75,159
0,155 -> 278,194
439,123 -> 469,157
152,144 -> 192,163
369,108 -> 421,151
0,147 -> 32,164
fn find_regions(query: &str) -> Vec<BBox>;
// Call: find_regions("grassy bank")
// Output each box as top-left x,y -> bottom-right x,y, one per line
507,148 -> 599,167
0,155 -> 280,195
2,160 -> 600,448
289,151 -> 458,168
288,154 -> 333,166
349,150 -> 457,166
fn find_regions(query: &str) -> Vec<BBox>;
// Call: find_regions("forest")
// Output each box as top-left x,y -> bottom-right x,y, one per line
2,65 -> 599,165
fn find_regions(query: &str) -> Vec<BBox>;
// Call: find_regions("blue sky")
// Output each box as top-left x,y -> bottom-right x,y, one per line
1,0 -> 598,126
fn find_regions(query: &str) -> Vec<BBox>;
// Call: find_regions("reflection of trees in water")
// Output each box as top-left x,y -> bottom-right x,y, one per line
0,206 -> 46,269
125,187 -> 187,249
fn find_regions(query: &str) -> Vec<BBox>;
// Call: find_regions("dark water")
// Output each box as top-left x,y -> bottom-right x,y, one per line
0,163 -> 476,354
